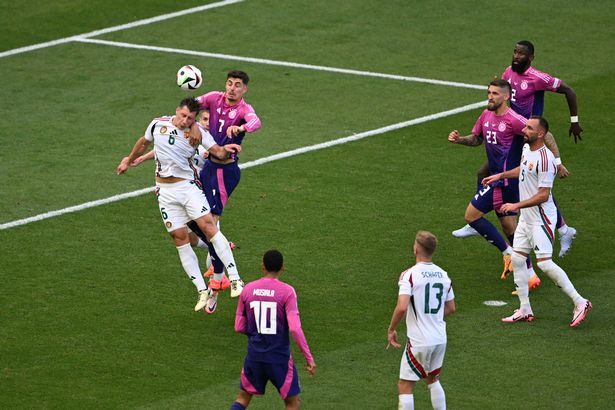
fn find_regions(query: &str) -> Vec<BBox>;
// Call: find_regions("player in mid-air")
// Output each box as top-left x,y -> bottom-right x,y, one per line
116,98 -> 244,311
387,231 -> 455,410
231,250 -> 316,410
187,70 -> 261,310
482,116 -> 591,326
448,79 -> 540,285
454,40 -> 580,258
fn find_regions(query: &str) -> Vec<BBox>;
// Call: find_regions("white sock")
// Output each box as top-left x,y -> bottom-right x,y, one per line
213,273 -> 223,282
428,380 -> 446,410
398,394 -> 414,410
503,246 -> 513,256
511,252 -> 531,309
210,231 -> 240,280
537,259 -> 583,304
558,225 -> 569,236
195,238 -> 208,250
176,243 -> 207,291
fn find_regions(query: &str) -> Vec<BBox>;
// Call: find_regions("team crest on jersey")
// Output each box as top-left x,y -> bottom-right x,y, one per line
528,163 -> 534,171
484,121 -> 489,128
521,80 -> 528,90
160,126 -> 168,134
498,122 -> 507,132
165,221 -> 172,228
229,109 -> 237,119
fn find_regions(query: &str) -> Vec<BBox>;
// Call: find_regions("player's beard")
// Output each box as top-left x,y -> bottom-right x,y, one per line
511,60 -> 529,74
487,101 -> 502,111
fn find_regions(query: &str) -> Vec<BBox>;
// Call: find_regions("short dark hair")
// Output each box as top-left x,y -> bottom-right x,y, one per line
263,249 -> 283,272
489,78 -> 512,95
227,70 -> 250,85
530,115 -> 550,134
179,97 -> 200,113
516,40 -> 535,55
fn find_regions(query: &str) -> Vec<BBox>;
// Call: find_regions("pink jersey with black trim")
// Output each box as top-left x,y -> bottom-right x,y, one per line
502,66 -> 561,119
471,107 -> 527,186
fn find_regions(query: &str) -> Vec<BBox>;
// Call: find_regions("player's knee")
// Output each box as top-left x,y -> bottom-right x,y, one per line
511,252 -> 526,270
398,379 -> 415,394
196,215 -> 217,239
537,258 -> 556,273
283,395 -> 300,410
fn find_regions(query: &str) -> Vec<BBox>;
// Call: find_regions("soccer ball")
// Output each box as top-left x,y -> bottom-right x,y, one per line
177,65 -> 203,90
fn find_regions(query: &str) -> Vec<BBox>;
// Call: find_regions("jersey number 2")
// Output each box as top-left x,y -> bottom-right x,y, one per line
249,301 -> 277,334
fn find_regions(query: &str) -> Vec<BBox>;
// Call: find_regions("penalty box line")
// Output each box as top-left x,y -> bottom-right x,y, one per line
0,100 -> 486,231
76,38 -> 485,90
0,0 -> 245,59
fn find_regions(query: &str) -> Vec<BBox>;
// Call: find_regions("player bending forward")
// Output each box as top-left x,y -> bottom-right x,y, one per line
387,231 -> 456,410
483,116 -> 591,326
231,250 -> 316,410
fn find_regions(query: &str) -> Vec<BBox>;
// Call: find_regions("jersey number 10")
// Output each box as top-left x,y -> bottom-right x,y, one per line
250,301 -> 278,334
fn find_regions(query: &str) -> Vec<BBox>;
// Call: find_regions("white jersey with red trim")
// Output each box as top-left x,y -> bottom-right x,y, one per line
144,116 -> 215,180
518,143 -> 557,225
398,262 -> 454,347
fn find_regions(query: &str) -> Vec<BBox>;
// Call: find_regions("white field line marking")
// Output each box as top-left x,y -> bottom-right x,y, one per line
76,38 -> 485,90
0,100 -> 485,231
0,0 -> 244,59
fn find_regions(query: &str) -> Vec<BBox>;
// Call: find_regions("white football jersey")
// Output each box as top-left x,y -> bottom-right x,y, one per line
518,144 -> 557,225
191,145 -> 209,172
398,262 -> 454,347
144,116 -> 215,180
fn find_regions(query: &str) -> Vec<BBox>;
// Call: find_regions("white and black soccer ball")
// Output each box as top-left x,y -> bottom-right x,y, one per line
176,65 -> 203,90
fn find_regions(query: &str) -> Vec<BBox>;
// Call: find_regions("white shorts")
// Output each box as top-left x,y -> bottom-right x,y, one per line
513,218 -> 556,257
399,342 -> 446,381
156,180 -> 211,233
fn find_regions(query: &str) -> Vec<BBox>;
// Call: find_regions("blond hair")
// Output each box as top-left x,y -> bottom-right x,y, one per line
415,230 -> 438,257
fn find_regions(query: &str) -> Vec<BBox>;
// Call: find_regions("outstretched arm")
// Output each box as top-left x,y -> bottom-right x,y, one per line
557,82 -> 583,143
117,136 -> 150,175
482,166 -> 521,186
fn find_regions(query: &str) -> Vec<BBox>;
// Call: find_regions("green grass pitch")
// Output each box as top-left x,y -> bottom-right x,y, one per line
1,1 -> 614,408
